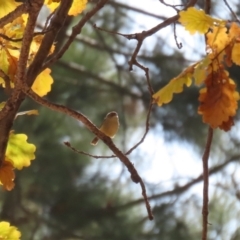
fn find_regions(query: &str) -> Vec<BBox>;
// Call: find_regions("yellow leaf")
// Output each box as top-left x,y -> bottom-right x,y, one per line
6,133 -> 36,170
153,67 -> 194,106
229,22 -> 240,41
206,26 -> 229,64
0,221 -> 21,239
198,70 -> 239,130
0,102 -> 6,110
0,161 -> 15,191
179,7 -> 224,34
15,110 -> 39,119
32,68 -> 53,97
0,0 -> 20,18
0,50 -> 9,87
45,0 -> 88,16
231,43 -> 240,65
194,57 -> 211,85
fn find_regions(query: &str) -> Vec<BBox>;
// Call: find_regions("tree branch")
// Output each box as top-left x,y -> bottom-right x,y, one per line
117,153 -> 240,210
0,3 -> 28,28
42,0 -> 110,69
0,0 -> 44,167
22,84 -> 154,220
202,127 -> 213,240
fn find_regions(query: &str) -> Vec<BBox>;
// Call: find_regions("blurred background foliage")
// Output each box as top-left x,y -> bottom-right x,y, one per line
1,0 -> 240,239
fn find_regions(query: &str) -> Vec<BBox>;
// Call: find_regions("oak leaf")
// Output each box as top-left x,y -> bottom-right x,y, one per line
194,57 -> 211,85
179,7 -> 224,34
219,117 -> 234,131
206,26 -> 229,59
45,0 -> 88,16
32,68 -> 54,97
229,22 -> 240,41
6,132 -> 36,170
198,70 -> 239,129
231,43 -> 240,66
0,221 -> 21,239
153,68 -> 194,106
0,0 -> 20,18
0,160 -> 15,191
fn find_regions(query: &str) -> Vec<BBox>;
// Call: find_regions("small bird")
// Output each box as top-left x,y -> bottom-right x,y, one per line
91,111 -> 119,146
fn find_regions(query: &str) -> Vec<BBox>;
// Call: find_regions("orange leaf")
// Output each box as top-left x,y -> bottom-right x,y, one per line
231,43 -> 240,65
198,69 -> 239,130
229,22 -> 240,41
0,160 -> 15,191
219,117 -> 234,131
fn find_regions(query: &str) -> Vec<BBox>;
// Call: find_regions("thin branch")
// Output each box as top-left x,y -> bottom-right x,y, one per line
126,102 -> 153,155
56,60 -> 142,100
173,22 -> 182,49
26,0 -> 73,85
117,153 -> 239,210
108,1 -> 167,21
94,0 -> 197,71
0,69 -> 11,94
222,0 -> 240,22
204,0 -> 211,14
0,0 -> 73,168
0,30 -> 52,42
159,0 -> 182,12
202,127 -> 213,240
22,84 -> 154,220
64,141 -> 116,159
15,0 -> 44,87
42,0 -> 110,69
0,0 -> 44,167
0,3 -> 28,28
202,2 -> 211,239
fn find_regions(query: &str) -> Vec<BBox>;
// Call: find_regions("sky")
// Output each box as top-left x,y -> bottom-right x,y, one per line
110,0 -> 239,184
86,0 -> 240,188
117,0 -> 204,184
83,2 -> 240,233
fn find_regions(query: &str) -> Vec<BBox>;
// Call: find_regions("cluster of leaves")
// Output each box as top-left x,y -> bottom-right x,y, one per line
153,7 -> 240,131
0,1 -> 239,239
0,0 -> 87,238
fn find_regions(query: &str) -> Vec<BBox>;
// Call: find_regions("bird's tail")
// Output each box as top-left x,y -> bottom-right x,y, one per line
91,137 -> 99,145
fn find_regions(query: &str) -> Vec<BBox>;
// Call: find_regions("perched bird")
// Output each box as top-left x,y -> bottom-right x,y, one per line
91,111 -> 119,146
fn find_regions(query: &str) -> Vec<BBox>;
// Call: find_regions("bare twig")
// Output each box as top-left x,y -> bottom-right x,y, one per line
0,30 -> 52,42
64,141 -> 116,159
223,0 -> 240,22
42,0 -> 110,69
0,69 -> 11,94
201,3 -> 212,239
202,127 -> 213,240
126,102 -> 153,155
15,0 -> 44,87
108,1 -> 167,21
204,0 -> 211,14
0,3 -> 28,28
173,22 -> 182,49
159,0 -> 182,12
94,0 -> 197,71
22,84 -> 154,220
26,0 -> 73,84
118,152 -> 239,210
